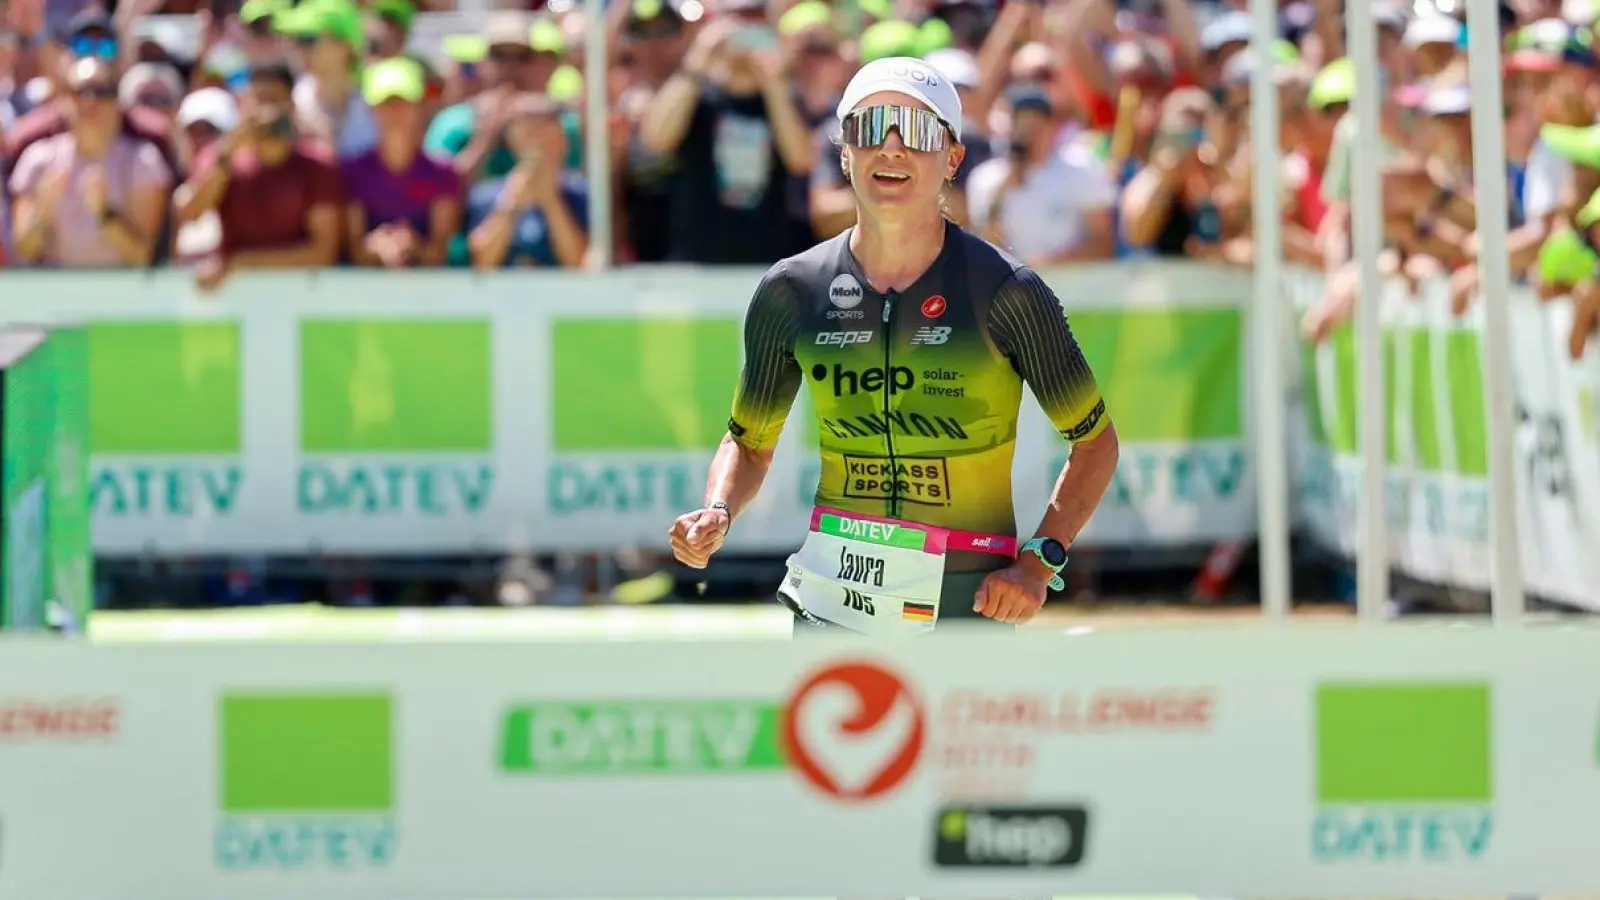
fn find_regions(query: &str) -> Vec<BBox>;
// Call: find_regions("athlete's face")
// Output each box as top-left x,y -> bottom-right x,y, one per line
841,91 -> 964,215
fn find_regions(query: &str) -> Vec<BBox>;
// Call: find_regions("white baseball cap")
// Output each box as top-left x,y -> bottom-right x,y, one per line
836,56 -> 963,141
177,87 -> 241,132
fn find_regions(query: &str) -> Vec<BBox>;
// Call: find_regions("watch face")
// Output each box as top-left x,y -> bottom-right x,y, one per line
1040,539 -> 1068,567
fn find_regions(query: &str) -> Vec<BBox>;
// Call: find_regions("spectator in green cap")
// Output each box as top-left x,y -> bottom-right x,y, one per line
425,12 -> 584,185
369,0 -> 417,59
238,0 -> 291,65
278,0 -> 378,160
616,0 -> 691,263
778,0 -> 849,125
342,57 -> 463,269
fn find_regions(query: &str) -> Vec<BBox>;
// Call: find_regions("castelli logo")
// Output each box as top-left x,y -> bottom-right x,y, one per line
782,659 -> 925,801
921,295 -> 947,318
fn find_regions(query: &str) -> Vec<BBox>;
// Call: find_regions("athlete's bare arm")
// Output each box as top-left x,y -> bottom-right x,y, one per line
714,264 -> 805,516
989,268 -> 1120,547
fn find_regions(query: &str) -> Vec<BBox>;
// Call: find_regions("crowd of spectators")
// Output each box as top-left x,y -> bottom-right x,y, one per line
12,0 -> 1600,606
1,0 -> 1590,292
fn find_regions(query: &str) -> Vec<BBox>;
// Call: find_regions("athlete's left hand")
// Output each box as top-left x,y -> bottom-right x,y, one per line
973,561 -> 1052,625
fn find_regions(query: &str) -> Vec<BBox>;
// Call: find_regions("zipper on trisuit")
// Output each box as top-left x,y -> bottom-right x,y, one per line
881,290 -> 900,520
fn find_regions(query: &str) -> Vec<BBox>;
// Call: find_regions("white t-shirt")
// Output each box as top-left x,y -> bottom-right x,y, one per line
965,144 -> 1116,260
1522,136 -> 1573,223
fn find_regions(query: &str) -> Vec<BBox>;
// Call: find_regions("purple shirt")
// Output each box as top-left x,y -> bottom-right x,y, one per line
340,149 -> 461,236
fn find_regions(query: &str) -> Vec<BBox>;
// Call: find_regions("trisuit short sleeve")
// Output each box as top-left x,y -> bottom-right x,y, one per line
727,264 -> 804,451
988,267 -> 1109,443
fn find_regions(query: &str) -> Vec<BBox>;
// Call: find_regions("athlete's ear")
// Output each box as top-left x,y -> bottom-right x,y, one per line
946,141 -> 965,182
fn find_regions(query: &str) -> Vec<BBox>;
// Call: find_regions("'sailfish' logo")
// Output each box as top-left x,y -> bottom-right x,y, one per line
1312,682 -> 1492,864
215,692 -> 398,871
298,320 -> 494,517
496,659 -> 924,803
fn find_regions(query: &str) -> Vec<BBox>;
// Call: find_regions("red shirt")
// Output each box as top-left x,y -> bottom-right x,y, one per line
192,142 -> 345,256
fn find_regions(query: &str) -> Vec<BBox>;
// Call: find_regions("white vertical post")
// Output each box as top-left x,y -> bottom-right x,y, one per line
584,0 -> 614,268
1345,0 -> 1388,621
1249,0 -> 1291,621
1463,0 -> 1525,623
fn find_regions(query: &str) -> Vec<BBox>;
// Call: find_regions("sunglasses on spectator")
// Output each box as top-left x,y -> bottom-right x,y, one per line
71,35 -> 117,59
245,17 -> 276,37
841,105 -> 949,152
137,91 -> 177,109
801,39 -> 837,56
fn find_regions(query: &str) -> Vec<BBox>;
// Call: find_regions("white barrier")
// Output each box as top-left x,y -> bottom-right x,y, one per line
1,627 -> 1598,898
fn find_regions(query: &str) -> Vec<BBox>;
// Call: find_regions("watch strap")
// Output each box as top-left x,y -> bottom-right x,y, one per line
707,501 -> 731,537
1020,537 -> 1066,592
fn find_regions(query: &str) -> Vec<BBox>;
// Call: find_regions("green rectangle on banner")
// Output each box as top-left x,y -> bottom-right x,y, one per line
89,322 -> 241,454
1446,332 -> 1488,476
551,318 -> 740,451
1322,326 -> 1400,459
1315,682 -> 1491,803
220,693 -> 393,812
1408,331 -> 1444,472
300,320 -> 491,452
1070,308 -> 1241,442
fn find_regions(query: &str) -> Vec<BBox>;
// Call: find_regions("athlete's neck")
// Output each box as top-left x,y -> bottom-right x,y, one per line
848,213 -> 947,293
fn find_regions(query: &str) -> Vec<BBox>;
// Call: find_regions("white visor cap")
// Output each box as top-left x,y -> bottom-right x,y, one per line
836,56 -> 963,142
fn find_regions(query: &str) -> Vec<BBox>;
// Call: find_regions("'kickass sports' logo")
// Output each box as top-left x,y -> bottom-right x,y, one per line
783,660 -> 925,801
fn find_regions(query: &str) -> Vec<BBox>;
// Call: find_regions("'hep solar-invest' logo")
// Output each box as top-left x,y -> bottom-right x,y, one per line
782,660 -> 924,801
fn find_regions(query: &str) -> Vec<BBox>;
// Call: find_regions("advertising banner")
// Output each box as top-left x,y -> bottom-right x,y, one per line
0,266 -> 1251,557
1,630 -> 1599,898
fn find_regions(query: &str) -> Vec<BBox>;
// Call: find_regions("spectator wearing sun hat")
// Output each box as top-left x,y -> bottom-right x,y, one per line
277,0 -> 376,161
369,0 -> 418,60
237,0 -> 291,67
342,57 -> 462,269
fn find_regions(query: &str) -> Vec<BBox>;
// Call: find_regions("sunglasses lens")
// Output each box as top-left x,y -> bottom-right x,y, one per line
841,106 -> 946,151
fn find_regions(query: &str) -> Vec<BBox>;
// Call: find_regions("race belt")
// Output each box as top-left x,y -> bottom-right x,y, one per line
778,507 -> 1016,636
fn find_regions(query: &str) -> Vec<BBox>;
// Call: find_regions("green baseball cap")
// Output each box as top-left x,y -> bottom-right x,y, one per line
530,18 -> 566,54
546,64 -> 583,102
1270,38 -> 1300,62
444,34 -> 488,63
778,1 -> 831,36
275,0 -> 364,49
859,0 -> 892,20
240,0 -> 288,25
1538,225 -> 1599,286
859,19 -> 919,63
915,18 -> 952,55
1308,57 -> 1355,109
373,0 -> 417,29
1541,122 -> 1600,168
362,56 -> 426,104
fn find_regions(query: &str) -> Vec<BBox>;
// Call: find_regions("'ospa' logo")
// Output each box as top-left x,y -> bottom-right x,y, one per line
1312,682 -> 1492,863
215,692 -> 397,871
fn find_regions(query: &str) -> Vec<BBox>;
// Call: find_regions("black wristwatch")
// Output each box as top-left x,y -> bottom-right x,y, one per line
707,501 -> 731,536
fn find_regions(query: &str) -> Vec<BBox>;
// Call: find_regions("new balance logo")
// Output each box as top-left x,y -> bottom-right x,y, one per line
911,327 -> 951,346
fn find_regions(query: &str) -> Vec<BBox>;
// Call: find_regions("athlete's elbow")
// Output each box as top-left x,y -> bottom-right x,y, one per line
1076,422 -> 1119,469
721,432 -> 777,469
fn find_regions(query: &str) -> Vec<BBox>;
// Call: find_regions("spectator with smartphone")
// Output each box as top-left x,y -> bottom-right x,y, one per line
462,92 -> 588,269
171,86 -> 237,261
344,57 -> 461,269
8,56 -> 170,267
638,8 -> 811,264
174,62 -> 342,291
967,83 -> 1116,265
1119,86 -> 1230,257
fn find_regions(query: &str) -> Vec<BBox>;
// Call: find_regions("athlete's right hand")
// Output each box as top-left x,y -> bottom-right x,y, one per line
668,507 -> 730,569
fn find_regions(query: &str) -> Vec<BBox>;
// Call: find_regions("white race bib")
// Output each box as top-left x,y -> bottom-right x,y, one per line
776,509 -> 952,636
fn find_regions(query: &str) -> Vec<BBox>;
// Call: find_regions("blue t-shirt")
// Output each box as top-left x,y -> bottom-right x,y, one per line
453,173 -> 589,267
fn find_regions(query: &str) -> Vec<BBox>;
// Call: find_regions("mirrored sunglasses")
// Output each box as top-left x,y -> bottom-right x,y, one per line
840,105 -> 948,152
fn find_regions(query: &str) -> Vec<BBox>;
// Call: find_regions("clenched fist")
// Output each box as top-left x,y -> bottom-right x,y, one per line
668,506 -> 731,569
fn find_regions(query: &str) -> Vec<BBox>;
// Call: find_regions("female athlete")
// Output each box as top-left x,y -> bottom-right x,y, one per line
667,56 -> 1121,633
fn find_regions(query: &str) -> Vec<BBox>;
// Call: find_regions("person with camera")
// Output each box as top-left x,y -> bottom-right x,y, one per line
636,0 -> 811,265
965,83 -> 1116,266
173,61 -> 342,292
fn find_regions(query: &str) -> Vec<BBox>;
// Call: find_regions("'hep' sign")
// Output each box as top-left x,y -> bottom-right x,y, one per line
0,698 -> 121,741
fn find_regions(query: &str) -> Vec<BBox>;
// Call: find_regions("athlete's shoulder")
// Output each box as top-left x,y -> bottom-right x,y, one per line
772,229 -> 853,285
947,223 -> 1036,292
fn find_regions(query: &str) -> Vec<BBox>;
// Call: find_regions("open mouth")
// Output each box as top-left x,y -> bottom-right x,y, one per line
872,172 -> 910,183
